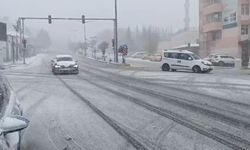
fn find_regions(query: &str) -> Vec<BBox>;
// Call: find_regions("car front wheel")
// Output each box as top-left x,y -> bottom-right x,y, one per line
192,66 -> 201,73
162,64 -> 170,71
219,61 -> 225,66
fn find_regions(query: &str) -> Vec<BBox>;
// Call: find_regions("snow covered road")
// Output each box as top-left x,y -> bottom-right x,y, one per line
1,54 -> 250,150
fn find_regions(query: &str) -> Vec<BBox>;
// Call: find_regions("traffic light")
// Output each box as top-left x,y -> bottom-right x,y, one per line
48,15 -> 52,24
82,15 -> 85,24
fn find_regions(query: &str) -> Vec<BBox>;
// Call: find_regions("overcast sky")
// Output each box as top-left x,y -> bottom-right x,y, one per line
0,0 -> 199,48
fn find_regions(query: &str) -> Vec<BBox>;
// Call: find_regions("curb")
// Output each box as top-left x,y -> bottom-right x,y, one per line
85,57 -> 131,67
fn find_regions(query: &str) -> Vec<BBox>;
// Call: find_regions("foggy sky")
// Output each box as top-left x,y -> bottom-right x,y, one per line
0,0 -> 199,48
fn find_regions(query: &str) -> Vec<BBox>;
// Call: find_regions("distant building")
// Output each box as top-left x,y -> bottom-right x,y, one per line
158,29 -> 199,53
199,0 -> 250,66
158,0 -> 199,54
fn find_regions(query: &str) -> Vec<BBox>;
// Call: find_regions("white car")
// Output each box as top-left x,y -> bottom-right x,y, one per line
130,52 -> 147,59
51,55 -> 79,74
161,50 -> 213,73
206,54 -> 235,67
0,76 -> 29,150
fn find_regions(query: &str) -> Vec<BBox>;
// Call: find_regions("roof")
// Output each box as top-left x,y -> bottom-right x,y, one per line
173,43 -> 199,49
56,55 -> 73,58
163,49 -> 194,54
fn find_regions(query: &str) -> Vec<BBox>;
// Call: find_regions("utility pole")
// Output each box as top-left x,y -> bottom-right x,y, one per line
18,18 -> 22,61
184,0 -> 190,31
22,18 -> 26,64
114,0 -> 118,63
83,23 -> 87,56
18,15 -> 118,61
11,36 -> 15,64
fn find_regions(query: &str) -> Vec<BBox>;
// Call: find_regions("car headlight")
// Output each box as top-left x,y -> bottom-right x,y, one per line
73,64 -> 78,68
201,61 -> 212,66
55,65 -> 61,68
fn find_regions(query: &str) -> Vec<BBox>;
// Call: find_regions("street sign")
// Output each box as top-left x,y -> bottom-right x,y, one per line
0,22 -> 7,41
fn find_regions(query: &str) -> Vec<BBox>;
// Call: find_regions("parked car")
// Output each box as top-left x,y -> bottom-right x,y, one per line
51,55 -> 79,74
206,54 -> 235,67
143,54 -> 162,62
0,76 -> 29,150
161,50 -> 213,73
130,52 -> 147,59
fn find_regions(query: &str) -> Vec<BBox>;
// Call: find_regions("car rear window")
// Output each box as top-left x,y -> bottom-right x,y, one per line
166,53 -> 179,59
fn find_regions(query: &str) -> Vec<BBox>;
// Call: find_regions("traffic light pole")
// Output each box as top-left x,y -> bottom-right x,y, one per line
114,0 -> 119,63
21,18 -> 26,64
19,16 -> 119,62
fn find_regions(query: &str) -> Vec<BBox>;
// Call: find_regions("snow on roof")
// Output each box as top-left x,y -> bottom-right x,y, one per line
173,43 -> 199,49
163,49 -> 193,54
7,31 -> 19,36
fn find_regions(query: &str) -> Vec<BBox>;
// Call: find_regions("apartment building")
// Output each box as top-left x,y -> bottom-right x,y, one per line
199,0 -> 250,67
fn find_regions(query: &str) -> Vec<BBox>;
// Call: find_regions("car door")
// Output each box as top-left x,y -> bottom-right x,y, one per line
167,53 -> 179,69
178,53 -> 194,70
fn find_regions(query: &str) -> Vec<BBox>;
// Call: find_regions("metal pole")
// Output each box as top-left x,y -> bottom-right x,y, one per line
84,23 -> 87,56
114,0 -> 118,63
84,24 -> 87,43
19,18 -> 22,61
11,36 -> 15,64
22,18 -> 26,64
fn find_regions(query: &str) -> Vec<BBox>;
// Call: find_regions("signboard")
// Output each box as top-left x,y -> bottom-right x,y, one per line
0,22 -> 7,41
222,0 -> 237,29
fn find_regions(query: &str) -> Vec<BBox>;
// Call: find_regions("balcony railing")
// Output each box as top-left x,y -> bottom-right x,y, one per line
203,0 -> 222,8
203,3 -> 223,15
203,22 -> 223,32
240,34 -> 250,42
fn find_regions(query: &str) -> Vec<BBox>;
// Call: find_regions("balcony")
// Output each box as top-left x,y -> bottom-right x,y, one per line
203,3 -> 223,15
240,34 -> 250,42
241,15 -> 250,24
203,22 -> 223,33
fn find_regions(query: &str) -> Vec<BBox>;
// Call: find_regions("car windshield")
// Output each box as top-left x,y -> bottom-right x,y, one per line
2,1 -> 250,150
190,54 -> 201,60
57,57 -> 73,62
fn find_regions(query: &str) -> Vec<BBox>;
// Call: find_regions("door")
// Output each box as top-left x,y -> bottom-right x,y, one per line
178,53 -> 193,70
167,53 -> 180,69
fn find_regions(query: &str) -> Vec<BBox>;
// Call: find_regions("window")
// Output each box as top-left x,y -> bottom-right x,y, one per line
179,54 -> 190,60
206,12 -> 222,23
190,54 -> 201,60
242,4 -> 250,15
241,25 -> 249,35
204,0 -> 221,7
167,53 -> 178,59
164,52 -> 168,58
220,56 -> 228,58
212,31 -> 222,41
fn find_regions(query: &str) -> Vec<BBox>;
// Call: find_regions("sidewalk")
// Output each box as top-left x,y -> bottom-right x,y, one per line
86,56 -> 130,67
0,54 -> 43,70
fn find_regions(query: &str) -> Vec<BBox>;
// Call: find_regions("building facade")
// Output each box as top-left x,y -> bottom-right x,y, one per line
199,0 -> 250,66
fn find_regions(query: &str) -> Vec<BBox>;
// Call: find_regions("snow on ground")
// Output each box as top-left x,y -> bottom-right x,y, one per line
1,54 -> 249,150
97,58 -> 250,106
5,59 -> 134,150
